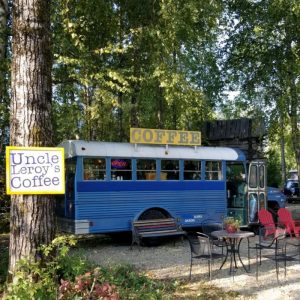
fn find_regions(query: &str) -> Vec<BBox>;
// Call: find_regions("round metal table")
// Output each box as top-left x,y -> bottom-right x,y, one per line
211,230 -> 255,274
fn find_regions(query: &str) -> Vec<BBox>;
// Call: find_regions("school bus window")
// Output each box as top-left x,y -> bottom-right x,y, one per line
83,158 -> 106,180
161,160 -> 179,180
111,159 -> 132,180
205,161 -> 222,180
137,159 -> 156,180
184,160 -> 201,180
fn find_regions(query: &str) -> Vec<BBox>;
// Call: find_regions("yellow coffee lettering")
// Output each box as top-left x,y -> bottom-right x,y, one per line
130,128 -> 201,146
190,132 -> 201,145
179,132 -> 188,144
154,130 -> 165,143
166,131 -> 177,143
143,129 -> 153,142
131,128 -> 141,143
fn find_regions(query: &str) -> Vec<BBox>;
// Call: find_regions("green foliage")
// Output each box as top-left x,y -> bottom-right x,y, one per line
5,260 -> 58,300
58,264 -> 177,300
4,235 -> 88,300
224,217 -> 240,230
51,0 -> 221,142
59,268 -> 119,300
0,212 -> 9,234
0,235 -> 9,295
100,265 -> 177,300
4,235 -> 177,300
220,0 -> 300,175
266,148 -> 283,187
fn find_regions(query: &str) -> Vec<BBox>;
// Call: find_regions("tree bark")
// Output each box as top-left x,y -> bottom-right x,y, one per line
9,0 -> 54,275
0,0 -> 9,148
287,73 -> 300,183
285,30 -> 300,183
0,0 -> 8,59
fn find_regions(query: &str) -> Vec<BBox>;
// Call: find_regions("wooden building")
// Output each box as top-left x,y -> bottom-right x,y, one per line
202,118 -> 266,161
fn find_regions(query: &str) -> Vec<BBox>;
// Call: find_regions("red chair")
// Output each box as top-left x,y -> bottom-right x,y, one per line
256,209 -> 287,281
258,209 -> 277,236
258,209 -> 286,237
277,208 -> 300,237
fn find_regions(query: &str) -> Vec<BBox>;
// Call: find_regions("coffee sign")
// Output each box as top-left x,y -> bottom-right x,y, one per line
130,128 -> 201,146
6,146 -> 65,195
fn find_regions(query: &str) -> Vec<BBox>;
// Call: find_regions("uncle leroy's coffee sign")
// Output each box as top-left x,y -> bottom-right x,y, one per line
6,146 -> 65,195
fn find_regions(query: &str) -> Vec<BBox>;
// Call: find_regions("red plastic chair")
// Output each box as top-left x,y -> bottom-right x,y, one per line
258,209 -> 277,236
277,208 -> 300,237
258,209 -> 286,237
256,209 -> 287,281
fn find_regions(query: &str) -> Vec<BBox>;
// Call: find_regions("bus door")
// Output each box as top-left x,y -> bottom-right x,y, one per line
248,161 -> 266,224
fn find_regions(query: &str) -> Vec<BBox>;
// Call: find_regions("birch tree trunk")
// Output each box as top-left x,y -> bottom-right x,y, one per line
9,0 -> 54,275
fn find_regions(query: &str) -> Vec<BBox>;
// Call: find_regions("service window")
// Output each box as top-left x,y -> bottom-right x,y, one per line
137,159 -> 156,180
184,160 -> 201,180
111,158 -> 132,180
161,160 -> 179,180
205,161 -> 222,180
83,158 -> 106,180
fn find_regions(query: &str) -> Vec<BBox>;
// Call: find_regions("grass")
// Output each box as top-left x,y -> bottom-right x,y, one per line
174,280 -> 240,299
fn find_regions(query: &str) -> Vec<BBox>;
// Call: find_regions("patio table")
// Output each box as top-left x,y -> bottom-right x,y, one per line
211,230 -> 255,274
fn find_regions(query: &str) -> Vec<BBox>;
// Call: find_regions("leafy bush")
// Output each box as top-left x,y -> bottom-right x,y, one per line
99,265 -> 177,300
4,235 -> 90,300
4,236 -> 176,300
59,264 -> 177,300
58,268 -> 119,300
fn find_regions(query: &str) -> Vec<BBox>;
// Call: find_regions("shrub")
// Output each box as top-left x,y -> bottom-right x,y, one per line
4,236 -> 176,300
58,268 -> 119,300
4,235 -> 91,300
99,265 -> 176,300
57,264 -> 177,300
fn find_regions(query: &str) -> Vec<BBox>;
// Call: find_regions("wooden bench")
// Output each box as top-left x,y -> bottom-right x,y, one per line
131,218 -> 185,249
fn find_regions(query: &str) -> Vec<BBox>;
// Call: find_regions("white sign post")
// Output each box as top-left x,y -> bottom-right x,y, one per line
6,147 -> 65,195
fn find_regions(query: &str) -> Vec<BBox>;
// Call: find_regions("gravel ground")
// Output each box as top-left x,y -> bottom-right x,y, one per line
81,234 -> 300,300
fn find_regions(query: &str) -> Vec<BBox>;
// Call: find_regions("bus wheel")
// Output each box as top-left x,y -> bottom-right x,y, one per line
139,209 -> 168,220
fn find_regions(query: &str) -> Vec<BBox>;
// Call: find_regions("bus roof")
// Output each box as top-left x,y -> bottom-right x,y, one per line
59,140 -> 246,161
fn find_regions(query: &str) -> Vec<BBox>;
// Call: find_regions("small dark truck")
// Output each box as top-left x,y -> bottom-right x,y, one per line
284,180 -> 300,203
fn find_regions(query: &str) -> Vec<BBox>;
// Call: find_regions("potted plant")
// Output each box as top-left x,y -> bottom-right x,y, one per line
224,217 -> 240,233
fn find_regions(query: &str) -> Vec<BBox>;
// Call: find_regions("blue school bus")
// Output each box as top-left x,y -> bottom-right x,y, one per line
56,140 -> 266,234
